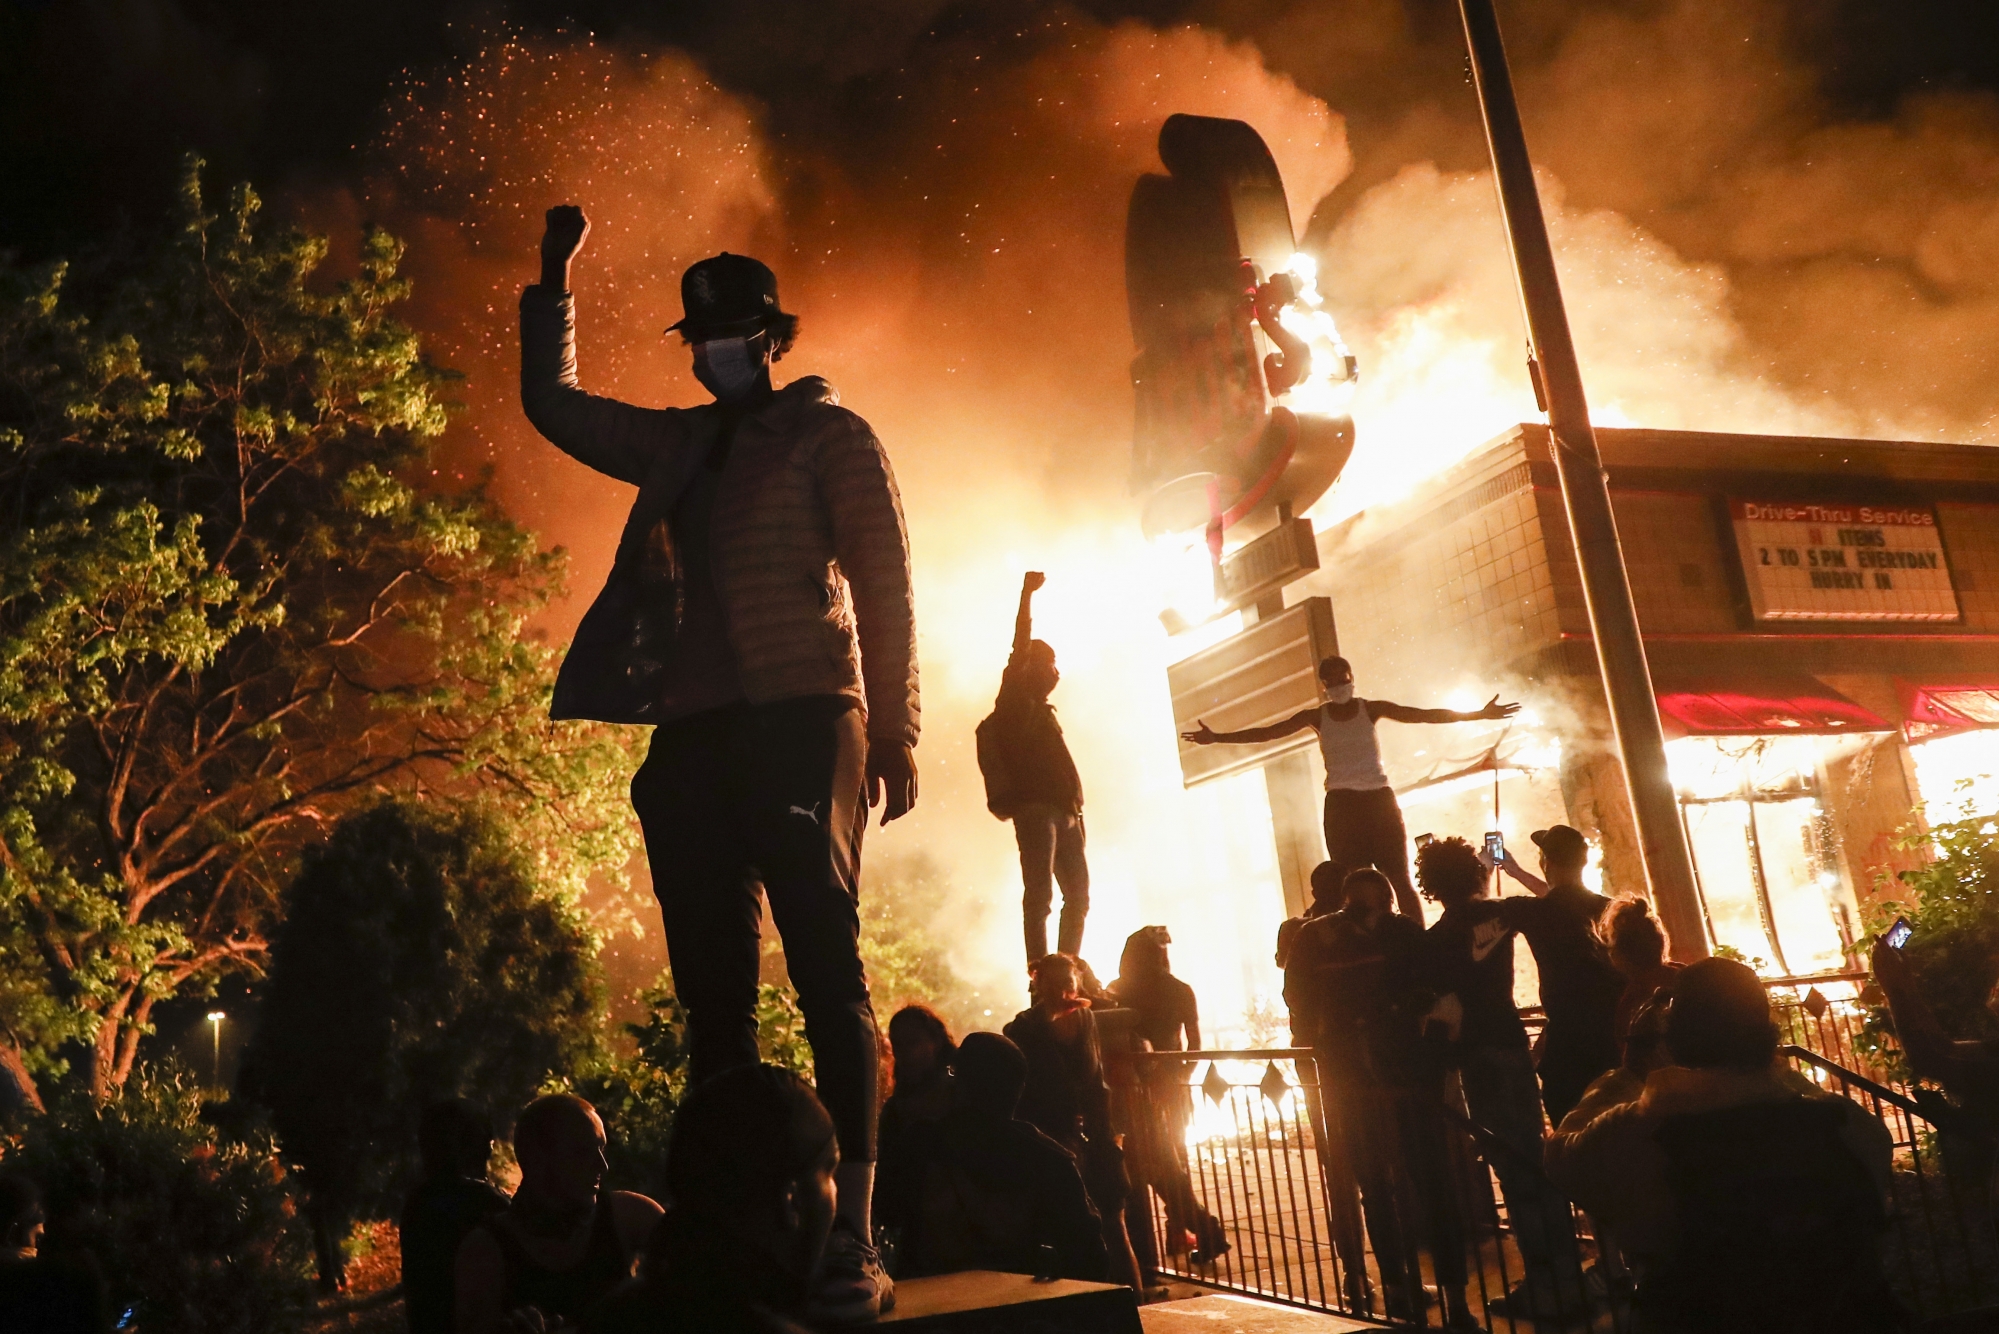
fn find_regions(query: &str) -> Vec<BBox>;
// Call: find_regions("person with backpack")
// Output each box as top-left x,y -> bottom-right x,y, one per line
978,572 -> 1089,965
1546,957 -> 1900,1333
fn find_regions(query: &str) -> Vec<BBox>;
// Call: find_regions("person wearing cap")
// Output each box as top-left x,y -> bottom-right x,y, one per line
521,206 -> 917,1321
1489,823 -> 1625,1124
1183,656 -> 1518,919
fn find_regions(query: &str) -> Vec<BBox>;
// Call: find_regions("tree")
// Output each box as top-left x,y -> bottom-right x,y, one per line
1865,805 -> 1999,1067
0,157 -> 643,1100
6,1068 -> 317,1334
239,799 -> 602,1290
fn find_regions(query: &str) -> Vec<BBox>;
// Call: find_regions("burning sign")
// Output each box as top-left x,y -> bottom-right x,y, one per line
1126,115 -> 1357,562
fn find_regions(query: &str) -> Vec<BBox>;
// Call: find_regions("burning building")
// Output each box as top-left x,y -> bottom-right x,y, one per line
1178,423 -> 1999,976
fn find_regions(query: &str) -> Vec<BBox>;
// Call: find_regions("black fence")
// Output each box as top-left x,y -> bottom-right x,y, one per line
1121,1039 -> 1997,1330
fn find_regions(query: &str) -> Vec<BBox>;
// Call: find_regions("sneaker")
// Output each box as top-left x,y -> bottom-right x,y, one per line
1187,1237 -> 1231,1266
809,1218 -> 895,1324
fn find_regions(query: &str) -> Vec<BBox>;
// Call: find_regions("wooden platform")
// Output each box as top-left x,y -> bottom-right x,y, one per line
1140,1291 -> 1383,1331
881,1270 -> 1141,1332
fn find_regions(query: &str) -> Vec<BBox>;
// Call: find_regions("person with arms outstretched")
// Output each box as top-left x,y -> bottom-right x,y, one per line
1183,655 -> 1516,919
521,206 -> 917,1321
977,572 -> 1089,963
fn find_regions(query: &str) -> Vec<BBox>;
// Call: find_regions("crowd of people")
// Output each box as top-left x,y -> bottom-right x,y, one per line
0,223 -> 1919,1334
346,927 -> 1219,1332
1275,827 -> 1901,1333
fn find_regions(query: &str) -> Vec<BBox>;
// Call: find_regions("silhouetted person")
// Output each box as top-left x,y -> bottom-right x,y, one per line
0,1172 -> 109,1334
1548,958 -> 1899,1334
1005,954 -> 1141,1288
1294,868 -> 1475,1327
524,207 -> 918,1319
1603,897 -> 1681,1048
875,1005 -> 957,1265
1276,860 -> 1347,973
456,1095 -> 661,1334
1419,836 -> 1586,1319
978,572 -> 1088,963
1487,824 -> 1624,1123
585,1065 -> 836,1334
1104,927 -> 1225,1267
893,1032 -> 1107,1282
403,1101 -> 509,1334
1184,656 -> 1517,919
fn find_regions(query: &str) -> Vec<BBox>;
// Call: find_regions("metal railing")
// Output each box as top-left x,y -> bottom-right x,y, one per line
1121,1049 -> 1612,1331
1783,1045 -> 1998,1319
1120,1045 -> 1999,1330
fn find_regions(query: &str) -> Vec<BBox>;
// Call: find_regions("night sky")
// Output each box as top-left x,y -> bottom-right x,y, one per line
5,0 -> 1998,258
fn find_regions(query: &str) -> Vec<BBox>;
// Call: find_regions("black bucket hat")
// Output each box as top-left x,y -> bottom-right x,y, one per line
667,252 -> 784,340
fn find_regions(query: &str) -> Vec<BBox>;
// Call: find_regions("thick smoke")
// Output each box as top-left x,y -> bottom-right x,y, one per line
334,1 -> 1999,1036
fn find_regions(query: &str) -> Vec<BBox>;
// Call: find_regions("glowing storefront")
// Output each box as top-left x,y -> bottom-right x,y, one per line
1291,425 -> 1999,975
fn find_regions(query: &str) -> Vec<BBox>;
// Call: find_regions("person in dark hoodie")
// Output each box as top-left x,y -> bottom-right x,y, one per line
1005,954 -> 1141,1289
523,206 -> 919,1321
401,1100 -> 507,1334
894,1032 -> 1107,1283
978,571 -> 1089,965
585,1065 -> 838,1334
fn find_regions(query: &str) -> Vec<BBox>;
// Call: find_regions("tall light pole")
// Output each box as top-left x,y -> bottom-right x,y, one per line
1456,0 -> 1708,960
207,1010 -> 226,1091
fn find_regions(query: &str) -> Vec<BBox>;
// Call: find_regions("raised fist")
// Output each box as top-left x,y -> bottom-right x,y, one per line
540,206 -> 590,286
1022,571 -> 1047,593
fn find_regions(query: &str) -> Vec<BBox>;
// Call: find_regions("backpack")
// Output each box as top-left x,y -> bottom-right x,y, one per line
974,710 -> 1015,820
1650,1097 -> 1900,1333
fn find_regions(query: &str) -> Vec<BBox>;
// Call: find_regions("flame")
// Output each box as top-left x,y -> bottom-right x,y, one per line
1909,730 -> 1999,827
1272,252 -> 1359,419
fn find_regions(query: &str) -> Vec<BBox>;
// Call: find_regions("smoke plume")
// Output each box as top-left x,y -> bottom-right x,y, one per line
325,0 -> 1999,1035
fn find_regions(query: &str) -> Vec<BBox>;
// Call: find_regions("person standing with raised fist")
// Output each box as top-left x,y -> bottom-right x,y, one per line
520,205 -> 918,1322
976,571 -> 1090,966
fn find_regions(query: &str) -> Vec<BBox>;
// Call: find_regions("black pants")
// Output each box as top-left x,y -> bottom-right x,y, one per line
1322,786 -> 1417,916
1015,803 -> 1089,962
629,695 -> 879,1161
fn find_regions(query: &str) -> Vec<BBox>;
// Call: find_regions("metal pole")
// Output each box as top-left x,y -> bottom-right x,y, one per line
1457,0 -> 1708,960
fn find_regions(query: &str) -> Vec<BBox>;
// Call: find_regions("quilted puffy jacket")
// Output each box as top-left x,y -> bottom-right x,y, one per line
520,285 -> 920,746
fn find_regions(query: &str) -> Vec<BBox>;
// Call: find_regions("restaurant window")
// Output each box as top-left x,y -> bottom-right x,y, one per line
1666,735 -> 1858,977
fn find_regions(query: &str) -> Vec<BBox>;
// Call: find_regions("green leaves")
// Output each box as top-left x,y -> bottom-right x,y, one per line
0,155 -> 641,1099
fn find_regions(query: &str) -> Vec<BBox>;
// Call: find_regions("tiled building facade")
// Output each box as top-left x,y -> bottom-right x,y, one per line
1287,425 -> 1999,971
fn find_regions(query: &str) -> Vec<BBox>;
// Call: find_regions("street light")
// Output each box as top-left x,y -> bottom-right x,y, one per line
206,1011 -> 226,1091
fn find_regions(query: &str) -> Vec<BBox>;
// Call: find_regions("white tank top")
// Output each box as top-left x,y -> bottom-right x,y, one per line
1318,699 -> 1389,791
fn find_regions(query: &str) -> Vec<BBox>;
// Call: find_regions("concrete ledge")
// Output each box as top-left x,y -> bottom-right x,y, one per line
881,1270 -> 1141,1332
1139,1292 -> 1384,1331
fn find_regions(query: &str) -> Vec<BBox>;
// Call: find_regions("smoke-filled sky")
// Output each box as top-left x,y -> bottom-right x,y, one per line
10,0 -> 1999,1031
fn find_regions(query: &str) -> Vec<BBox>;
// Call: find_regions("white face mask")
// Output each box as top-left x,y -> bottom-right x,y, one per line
1325,683 -> 1354,704
698,336 -> 763,401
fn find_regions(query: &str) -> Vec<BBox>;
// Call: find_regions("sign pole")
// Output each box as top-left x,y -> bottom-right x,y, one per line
1457,0 -> 1707,960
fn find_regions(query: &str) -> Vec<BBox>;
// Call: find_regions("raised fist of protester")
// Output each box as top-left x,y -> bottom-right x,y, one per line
540,205 -> 591,289
1022,570 -> 1047,594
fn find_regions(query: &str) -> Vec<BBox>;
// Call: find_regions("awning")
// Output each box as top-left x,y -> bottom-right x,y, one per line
1898,681 -> 1999,742
1654,677 -> 1893,739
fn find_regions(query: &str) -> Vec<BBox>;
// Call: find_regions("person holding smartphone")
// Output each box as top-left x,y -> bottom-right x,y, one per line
1486,825 -> 1624,1125
1183,657 -> 1517,919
